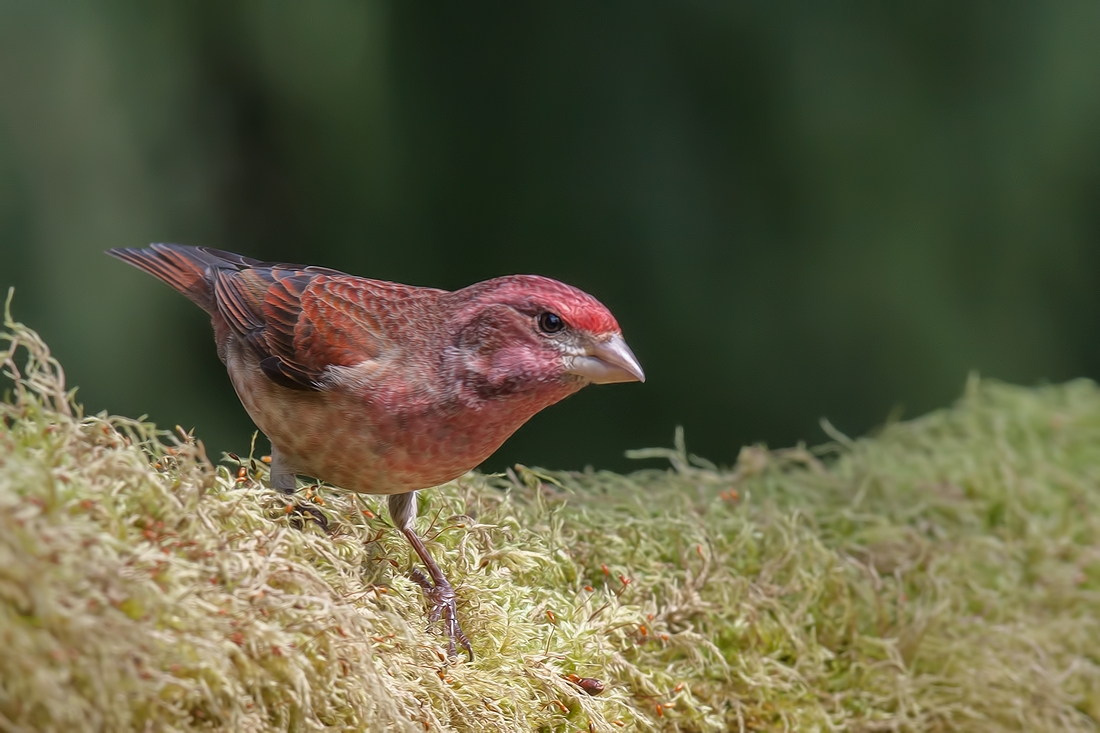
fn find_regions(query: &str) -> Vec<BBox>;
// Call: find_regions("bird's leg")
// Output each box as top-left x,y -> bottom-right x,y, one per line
269,446 -> 329,531
388,491 -> 473,660
269,447 -> 298,494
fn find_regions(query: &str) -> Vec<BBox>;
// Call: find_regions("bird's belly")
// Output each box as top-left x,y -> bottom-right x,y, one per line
253,397 -> 507,495
225,340 -> 581,495
226,346 -> 511,495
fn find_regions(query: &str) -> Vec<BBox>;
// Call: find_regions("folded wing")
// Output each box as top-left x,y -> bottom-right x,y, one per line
109,244 -> 436,392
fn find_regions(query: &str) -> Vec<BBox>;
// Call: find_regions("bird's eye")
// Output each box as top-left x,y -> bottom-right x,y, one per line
537,312 -> 565,334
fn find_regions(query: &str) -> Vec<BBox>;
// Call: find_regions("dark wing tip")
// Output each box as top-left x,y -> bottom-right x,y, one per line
259,355 -> 319,391
105,246 -> 141,262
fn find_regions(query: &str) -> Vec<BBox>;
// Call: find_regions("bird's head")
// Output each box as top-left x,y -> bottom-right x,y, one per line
446,275 -> 645,399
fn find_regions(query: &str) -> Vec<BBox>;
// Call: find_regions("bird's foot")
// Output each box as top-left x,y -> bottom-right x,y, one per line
285,502 -> 330,532
409,567 -> 473,660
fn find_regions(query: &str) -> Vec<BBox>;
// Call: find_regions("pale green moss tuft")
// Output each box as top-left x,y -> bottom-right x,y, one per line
2,296 -> 1100,731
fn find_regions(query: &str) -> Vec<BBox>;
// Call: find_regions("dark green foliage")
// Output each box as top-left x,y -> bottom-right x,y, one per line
3,3 -> 1100,472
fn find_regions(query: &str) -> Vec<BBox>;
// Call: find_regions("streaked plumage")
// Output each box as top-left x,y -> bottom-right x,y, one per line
109,243 -> 644,657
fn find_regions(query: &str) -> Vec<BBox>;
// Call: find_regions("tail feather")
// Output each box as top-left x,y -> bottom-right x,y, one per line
107,243 -> 259,314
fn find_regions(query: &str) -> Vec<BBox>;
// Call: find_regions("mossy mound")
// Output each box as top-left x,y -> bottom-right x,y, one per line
2,303 -> 1100,732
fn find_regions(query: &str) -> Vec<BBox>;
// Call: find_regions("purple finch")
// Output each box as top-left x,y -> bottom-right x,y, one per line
108,244 -> 644,658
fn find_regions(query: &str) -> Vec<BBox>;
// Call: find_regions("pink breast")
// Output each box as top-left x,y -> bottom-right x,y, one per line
227,345 -> 582,495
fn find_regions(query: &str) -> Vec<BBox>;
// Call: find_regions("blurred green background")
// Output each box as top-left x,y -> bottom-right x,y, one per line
2,3 -> 1100,473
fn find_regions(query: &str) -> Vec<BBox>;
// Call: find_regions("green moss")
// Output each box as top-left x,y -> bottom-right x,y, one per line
2,298 -> 1100,731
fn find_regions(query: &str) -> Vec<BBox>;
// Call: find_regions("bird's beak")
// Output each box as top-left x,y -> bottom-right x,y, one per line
567,334 -> 646,384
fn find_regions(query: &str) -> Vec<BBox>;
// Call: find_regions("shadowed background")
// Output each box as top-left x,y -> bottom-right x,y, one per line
2,3 -> 1099,473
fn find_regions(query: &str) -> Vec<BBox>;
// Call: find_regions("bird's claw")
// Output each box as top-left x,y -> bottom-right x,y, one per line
285,502 -> 330,532
409,567 -> 473,660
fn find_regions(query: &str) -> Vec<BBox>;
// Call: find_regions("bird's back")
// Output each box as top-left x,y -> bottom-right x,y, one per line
108,243 -> 444,390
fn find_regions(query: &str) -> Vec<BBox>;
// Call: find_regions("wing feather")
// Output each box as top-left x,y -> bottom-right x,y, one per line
211,265 -> 439,391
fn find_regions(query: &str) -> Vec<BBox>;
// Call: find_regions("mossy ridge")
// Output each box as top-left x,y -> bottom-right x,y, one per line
2,300 -> 1099,732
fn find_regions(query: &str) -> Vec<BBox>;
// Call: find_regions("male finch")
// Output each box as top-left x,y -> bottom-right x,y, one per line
108,244 -> 645,658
